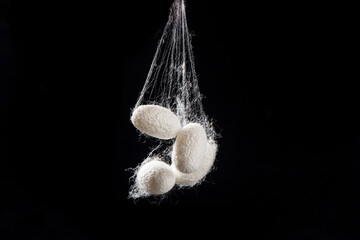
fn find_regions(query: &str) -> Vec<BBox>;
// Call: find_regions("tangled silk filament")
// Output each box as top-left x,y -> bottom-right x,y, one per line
128,0 -> 219,199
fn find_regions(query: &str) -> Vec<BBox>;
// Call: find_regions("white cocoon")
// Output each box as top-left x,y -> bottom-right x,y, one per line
131,104 -> 181,140
136,158 -> 176,195
172,123 -> 207,173
173,142 -> 217,186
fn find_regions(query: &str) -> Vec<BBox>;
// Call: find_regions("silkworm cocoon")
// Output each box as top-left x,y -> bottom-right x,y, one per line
136,158 -> 176,195
172,123 -> 207,173
131,104 -> 181,140
173,142 -> 217,186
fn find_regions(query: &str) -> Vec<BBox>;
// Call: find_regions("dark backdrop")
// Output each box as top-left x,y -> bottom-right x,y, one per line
0,0 -> 358,239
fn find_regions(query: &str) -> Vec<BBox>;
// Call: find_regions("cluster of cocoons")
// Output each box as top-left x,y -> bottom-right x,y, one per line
130,104 -> 217,196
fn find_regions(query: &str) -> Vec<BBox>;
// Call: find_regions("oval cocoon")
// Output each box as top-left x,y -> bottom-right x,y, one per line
131,105 -> 181,140
136,159 -> 176,195
172,123 -> 207,173
173,142 -> 218,186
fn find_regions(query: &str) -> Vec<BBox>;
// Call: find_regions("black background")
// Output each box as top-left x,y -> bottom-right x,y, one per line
0,0 -> 359,239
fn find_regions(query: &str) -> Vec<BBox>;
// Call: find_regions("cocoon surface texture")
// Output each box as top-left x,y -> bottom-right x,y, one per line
136,158 -> 176,195
173,142 -> 217,186
131,105 -> 181,140
172,123 -> 208,173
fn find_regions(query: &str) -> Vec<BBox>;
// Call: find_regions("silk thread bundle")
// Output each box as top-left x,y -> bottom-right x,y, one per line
128,0 -> 219,200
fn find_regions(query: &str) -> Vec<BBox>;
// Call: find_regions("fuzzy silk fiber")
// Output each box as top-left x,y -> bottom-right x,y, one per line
128,0 -> 219,199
